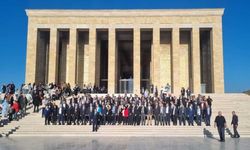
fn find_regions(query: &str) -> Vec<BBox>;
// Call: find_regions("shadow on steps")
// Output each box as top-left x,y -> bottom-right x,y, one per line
203,128 -> 217,140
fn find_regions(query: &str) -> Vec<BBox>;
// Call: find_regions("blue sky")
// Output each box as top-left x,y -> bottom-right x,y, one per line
0,0 -> 249,92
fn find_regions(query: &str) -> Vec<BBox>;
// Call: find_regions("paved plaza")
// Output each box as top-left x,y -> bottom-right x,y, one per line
0,137 -> 249,150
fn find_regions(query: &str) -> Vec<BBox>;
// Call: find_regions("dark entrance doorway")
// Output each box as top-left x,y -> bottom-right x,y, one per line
116,30 -> 134,93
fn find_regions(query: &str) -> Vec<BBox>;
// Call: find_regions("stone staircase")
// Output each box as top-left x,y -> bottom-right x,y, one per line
0,105 -> 33,137
207,93 -> 250,137
1,93 -> 250,137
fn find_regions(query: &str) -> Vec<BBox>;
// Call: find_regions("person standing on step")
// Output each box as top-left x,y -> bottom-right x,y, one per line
123,105 -> 129,125
231,111 -> 240,138
196,105 -> 202,126
186,88 -> 192,99
128,103 -> 133,125
2,84 -> 6,93
205,103 -> 212,126
11,99 -> 20,121
92,108 -> 100,132
44,105 -> 51,125
178,103 -> 186,126
159,103 -> 166,126
181,87 -> 185,97
214,111 -> 227,142
18,92 -> 28,118
52,102 -> 58,125
111,103 -> 118,125
131,103 -> 137,126
58,102 -> 65,125
140,103 -> 147,125
154,102 -> 160,126
101,103 -> 107,125
172,103 -> 178,126
165,103 -> 171,126
79,99 -> 85,125
188,103 -> 194,126
32,90 -> 41,113
147,103 -> 153,126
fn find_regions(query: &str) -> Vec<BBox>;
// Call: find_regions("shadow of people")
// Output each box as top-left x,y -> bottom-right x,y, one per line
203,128 -> 218,140
225,127 -> 234,137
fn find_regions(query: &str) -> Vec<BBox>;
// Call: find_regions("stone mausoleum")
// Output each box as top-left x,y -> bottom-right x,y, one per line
25,9 -> 224,94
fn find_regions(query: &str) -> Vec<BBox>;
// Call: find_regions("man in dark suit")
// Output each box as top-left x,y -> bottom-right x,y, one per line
214,111 -> 227,142
154,103 -> 160,126
92,108 -> 100,132
231,111 -> 240,138
178,104 -> 186,126
131,104 -> 138,125
147,103 -> 153,125
181,87 -> 185,97
165,103 -> 171,126
159,103 -> 166,126
172,104 -> 178,126
32,91 -> 41,113
2,84 -> 6,93
66,103 -> 74,125
128,104 -> 133,125
186,88 -> 191,98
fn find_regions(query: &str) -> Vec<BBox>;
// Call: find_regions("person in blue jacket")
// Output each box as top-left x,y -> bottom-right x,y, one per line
1,97 -> 10,118
188,104 -> 194,126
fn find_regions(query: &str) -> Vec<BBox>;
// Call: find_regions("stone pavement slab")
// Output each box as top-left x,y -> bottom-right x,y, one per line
0,137 -> 249,150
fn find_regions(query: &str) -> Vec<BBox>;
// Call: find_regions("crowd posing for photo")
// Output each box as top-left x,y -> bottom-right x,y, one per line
0,82 -> 240,140
40,87 -> 213,127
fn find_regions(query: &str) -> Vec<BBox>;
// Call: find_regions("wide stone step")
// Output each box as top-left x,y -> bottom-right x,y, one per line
11,132 -> 250,137
12,130 -> 248,133
12,128 -> 250,132
10,134 -> 209,137
16,126 -> 208,129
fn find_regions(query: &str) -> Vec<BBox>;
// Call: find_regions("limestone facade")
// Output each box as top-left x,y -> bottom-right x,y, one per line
25,9 -> 225,94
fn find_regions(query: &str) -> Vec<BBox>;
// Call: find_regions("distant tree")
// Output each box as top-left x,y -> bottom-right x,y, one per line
243,90 -> 250,95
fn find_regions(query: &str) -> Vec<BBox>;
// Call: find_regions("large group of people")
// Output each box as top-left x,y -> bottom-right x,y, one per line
0,82 -> 240,141
29,84 -> 213,130
0,83 -> 28,123
0,82 -> 107,123
42,92 -> 213,127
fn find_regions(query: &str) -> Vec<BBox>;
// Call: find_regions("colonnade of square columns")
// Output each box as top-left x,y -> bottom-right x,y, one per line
26,25 -> 224,94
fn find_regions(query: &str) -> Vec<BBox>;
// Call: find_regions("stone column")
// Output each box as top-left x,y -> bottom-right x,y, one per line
172,27 -> 180,94
212,24 -> 224,93
25,24 -> 37,84
66,27 -> 77,86
191,27 -> 201,94
48,27 -> 58,84
88,27 -> 96,86
108,27 -> 116,94
152,27 -> 160,89
133,27 -> 141,95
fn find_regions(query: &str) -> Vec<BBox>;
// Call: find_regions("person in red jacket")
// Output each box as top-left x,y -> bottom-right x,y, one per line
123,106 -> 129,125
12,100 -> 20,120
